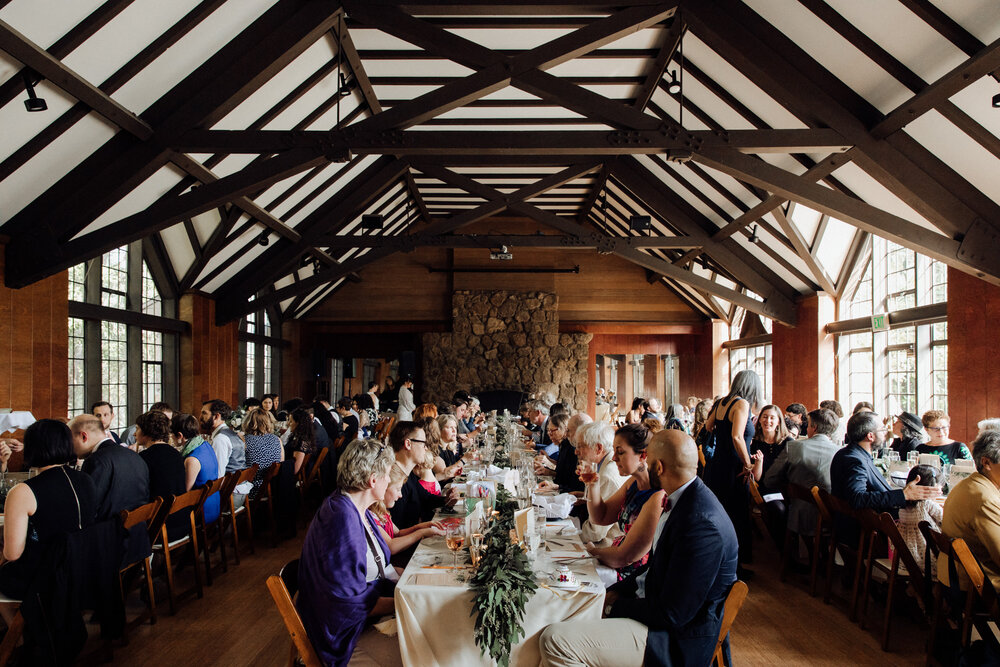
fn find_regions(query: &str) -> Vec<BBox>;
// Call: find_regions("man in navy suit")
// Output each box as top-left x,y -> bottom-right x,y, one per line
830,411 -> 939,546
540,429 -> 739,667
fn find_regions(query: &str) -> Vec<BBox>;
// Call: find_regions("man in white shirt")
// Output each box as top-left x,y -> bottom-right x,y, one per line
199,399 -> 253,499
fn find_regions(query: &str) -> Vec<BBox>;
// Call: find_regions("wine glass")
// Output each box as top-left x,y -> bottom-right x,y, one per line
578,460 -> 598,486
446,524 -> 466,570
469,532 -> 484,567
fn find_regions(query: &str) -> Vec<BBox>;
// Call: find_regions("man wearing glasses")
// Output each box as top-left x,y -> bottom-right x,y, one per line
830,412 -> 940,548
388,421 -> 458,533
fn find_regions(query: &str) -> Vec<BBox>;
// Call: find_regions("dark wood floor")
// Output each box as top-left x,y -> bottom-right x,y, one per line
102,527 -> 926,666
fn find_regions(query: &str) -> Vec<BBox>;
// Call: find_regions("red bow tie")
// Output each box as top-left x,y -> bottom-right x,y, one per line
662,496 -> 672,511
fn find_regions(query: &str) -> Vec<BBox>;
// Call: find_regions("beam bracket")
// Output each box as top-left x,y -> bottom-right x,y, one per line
958,218 -> 1000,277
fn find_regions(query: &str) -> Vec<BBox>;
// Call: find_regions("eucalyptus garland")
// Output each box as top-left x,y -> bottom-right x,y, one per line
469,488 -> 537,666
492,446 -> 511,469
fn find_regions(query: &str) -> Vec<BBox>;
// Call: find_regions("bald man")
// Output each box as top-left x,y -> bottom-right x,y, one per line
540,430 -> 738,667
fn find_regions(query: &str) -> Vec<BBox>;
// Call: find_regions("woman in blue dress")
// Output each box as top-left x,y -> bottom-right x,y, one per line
171,413 -> 219,525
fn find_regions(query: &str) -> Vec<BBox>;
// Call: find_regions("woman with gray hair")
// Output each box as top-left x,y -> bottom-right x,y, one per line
940,429 -> 1000,591
703,369 -> 763,573
575,421 -> 627,546
296,438 -> 398,666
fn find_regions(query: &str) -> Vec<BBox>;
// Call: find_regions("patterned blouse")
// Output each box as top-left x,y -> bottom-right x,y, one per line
898,499 -> 943,574
612,481 -> 658,581
244,433 -> 282,498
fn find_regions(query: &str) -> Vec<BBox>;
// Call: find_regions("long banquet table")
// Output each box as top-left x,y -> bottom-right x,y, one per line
394,513 -> 606,667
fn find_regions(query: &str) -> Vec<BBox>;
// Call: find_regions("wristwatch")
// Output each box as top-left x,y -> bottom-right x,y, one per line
604,602 -> 614,616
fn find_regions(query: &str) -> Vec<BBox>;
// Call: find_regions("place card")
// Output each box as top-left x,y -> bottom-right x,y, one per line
408,572 -> 465,587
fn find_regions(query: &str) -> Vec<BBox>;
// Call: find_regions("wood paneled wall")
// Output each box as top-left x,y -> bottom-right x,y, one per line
947,267 -> 1000,444
0,247 -> 68,421
179,293 -> 239,413
771,294 -> 835,413
304,217 -> 702,326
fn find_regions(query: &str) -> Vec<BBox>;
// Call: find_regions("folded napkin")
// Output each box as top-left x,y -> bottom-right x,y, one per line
466,501 -> 485,537
533,493 -> 576,519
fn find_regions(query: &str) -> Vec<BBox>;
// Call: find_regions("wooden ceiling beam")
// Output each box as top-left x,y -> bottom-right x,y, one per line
175,128 -> 849,155
318,233 -> 699,249
771,207 -> 836,294
0,19 -> 152,138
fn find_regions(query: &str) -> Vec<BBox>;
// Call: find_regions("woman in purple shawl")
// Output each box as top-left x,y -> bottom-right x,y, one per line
297,438 -> 396,666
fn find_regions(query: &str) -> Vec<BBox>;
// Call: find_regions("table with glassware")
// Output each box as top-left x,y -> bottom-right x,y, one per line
393,431 -> 606,667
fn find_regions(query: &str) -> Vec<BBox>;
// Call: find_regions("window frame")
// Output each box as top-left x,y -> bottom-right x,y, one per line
238,305 -> 283,403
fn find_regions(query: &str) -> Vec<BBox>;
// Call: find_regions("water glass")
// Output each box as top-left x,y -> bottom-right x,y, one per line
534,511 -> 547,548
907,451 -> 919,467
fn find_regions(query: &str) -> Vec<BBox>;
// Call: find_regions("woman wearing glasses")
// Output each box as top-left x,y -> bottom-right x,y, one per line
919,410 -> 971,465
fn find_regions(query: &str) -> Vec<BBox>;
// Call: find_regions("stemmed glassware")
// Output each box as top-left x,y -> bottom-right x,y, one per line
446,524 -> 466,570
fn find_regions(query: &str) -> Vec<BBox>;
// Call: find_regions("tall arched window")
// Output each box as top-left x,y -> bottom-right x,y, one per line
240,302 -> 282,403
67,242 -> 181,429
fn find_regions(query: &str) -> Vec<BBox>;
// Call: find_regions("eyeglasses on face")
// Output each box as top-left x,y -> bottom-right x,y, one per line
409,438 -> 426,444
927,425 -> 950,432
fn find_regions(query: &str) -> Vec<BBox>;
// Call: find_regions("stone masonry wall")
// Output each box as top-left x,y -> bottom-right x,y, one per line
422,290 -> 592,410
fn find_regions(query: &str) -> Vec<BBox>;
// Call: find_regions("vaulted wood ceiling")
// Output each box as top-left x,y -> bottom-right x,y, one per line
1,0 -> 998,327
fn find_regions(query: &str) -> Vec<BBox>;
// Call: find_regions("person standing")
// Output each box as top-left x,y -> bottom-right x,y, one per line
69,414 -> 149,520
397,376 -> 416,421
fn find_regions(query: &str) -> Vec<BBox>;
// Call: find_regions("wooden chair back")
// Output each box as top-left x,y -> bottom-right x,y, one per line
120,497 -> 164,533
267,559 -> 322,667
305,448 -> 328,489
261,460 -> 282,495
165,487 -> 208,520
333,435 -> 346,450
236,463 -> 259,487
747,478 -> 765,507
879,512 -> 924,591
201,476 -> 227,522
951,538 -> 987,596
711,580 -> 749,666
810,485 -> 832,523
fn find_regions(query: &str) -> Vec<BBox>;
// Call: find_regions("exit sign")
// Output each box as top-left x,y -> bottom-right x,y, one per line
871,314 -> 890,332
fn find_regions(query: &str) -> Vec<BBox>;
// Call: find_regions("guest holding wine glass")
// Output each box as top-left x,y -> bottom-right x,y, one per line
582,424 -> 665,582
297,438 -> 397,666
575,422 -> 627,547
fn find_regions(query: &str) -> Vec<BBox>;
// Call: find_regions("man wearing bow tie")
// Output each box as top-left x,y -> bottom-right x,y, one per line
540,429 -> 739,667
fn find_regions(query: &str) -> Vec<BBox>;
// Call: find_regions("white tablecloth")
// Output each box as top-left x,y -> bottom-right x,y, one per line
395,520 -> 605,667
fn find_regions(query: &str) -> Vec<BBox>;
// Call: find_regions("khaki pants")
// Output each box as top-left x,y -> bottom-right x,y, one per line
539,618 -> 648,667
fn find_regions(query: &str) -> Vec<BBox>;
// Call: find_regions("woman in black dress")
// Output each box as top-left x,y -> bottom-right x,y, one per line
0,419 -> 97,599
285,407 -> 315,475
703,369 -> 762,574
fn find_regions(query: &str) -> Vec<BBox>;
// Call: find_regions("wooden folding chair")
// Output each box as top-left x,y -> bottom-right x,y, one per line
266,559 -> 322,667
199,476 -> 230,584
0,605 -> 24,667
856,508 -> 884,630
711,580 -> 749,667
118,497 -> 165,641
152,487 -> 209,615
814,487 -> 872,619
779,484 -> 826,596
304,448 -> 328,496
250,461 -> 282,547
222,465 -> 258,564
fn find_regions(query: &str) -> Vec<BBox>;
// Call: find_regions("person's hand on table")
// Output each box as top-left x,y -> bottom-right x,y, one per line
445,462 -> 463,478
537,480 -> 558,494
0,442 -> 10,473
0,439 -> 22,453
418,522 -> 447,538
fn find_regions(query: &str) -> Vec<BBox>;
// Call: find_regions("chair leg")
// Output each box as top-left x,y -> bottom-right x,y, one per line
162,547 -> 178,615
0,611 -> 24,666
230,509 -> 241,566
200,522 -> 214,587
882,568 -> 897,651
190,534 -> 204,600
216,520 -> 228,573
926,583 -> 943,665
859,536 -> 876,628
267,495 -> 278,548
849,534 -> 869,622
244,504 -> 255,555
824,539 -> 837,604
780,529 -> 794,582
144,555 -> 157,626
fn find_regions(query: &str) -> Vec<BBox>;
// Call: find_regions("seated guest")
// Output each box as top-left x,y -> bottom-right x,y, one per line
92,400 -> 122,445
583,424 -> 665,581
522,401 -> 554,455
0,420 -> 98,600
424,418 -> 462,482
297,439 -> 397,666
941,429 -> 1000,590
370,464 -> 446,555
642,418 -> 663,434
336,397 -> 360,444
413,403 -> 438,421
898,465 -> 942,574
538,413 -> 590,491
784,403 -> 807,435
436,414 -> 463,467
831,412 -> 939,547
918,410 -> 971,465
200,399 -> 246,477
69,414 -> 149,519
415,448 -> 441,496
889,411 -> 925,458
625,398 -> 648,425
764,408 -> 840,540
136,411 -> 187,539
852,401 -> 875,415
261,394 -> 278,418
241,408 -> 283,499
172,413 -> 220,524
540,430 -> 738,667
645,399 -> 665,425
820,399 -> 846,445
310,404 -> 334,450
575,421 -> 627,547
121,401 -> 174,448
536,413 -> 570,477
749,404 -> 794,547
388,421 -> 453,531
663,404 -> 686,432
285,408 -> 315,476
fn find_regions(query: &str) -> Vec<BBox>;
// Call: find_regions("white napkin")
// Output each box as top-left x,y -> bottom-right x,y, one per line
533,493 -> 576,519
918,453 -> 942,469
466,501 -> 484,538
953,459 -> 976,471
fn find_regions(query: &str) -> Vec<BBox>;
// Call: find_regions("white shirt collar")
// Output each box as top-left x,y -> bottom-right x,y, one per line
664,476 -> 697,514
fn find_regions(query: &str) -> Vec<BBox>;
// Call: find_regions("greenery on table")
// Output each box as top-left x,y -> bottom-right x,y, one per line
492,446 -> 511,469
469,488 -> 537,667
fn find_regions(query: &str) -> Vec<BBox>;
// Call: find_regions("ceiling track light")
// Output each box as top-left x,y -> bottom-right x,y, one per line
993,92 -> 1000,108
338,72 -> 353,98
748,224 -> 759,244
667,70 -> 681,95
256,231 -> 270,246
22,71 -> 47,112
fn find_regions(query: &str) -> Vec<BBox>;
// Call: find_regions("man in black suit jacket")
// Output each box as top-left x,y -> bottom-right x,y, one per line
540,430 -> 739,667
830,411 -> 939,547
69,414 -> 150,520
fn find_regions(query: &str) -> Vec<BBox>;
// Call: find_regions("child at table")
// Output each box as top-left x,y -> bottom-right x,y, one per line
370,464 -> 445,556
898,464 -> 942,573
416,449 -> 442,496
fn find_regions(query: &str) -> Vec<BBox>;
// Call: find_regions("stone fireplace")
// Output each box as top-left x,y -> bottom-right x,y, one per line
421,290 -> 591,410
